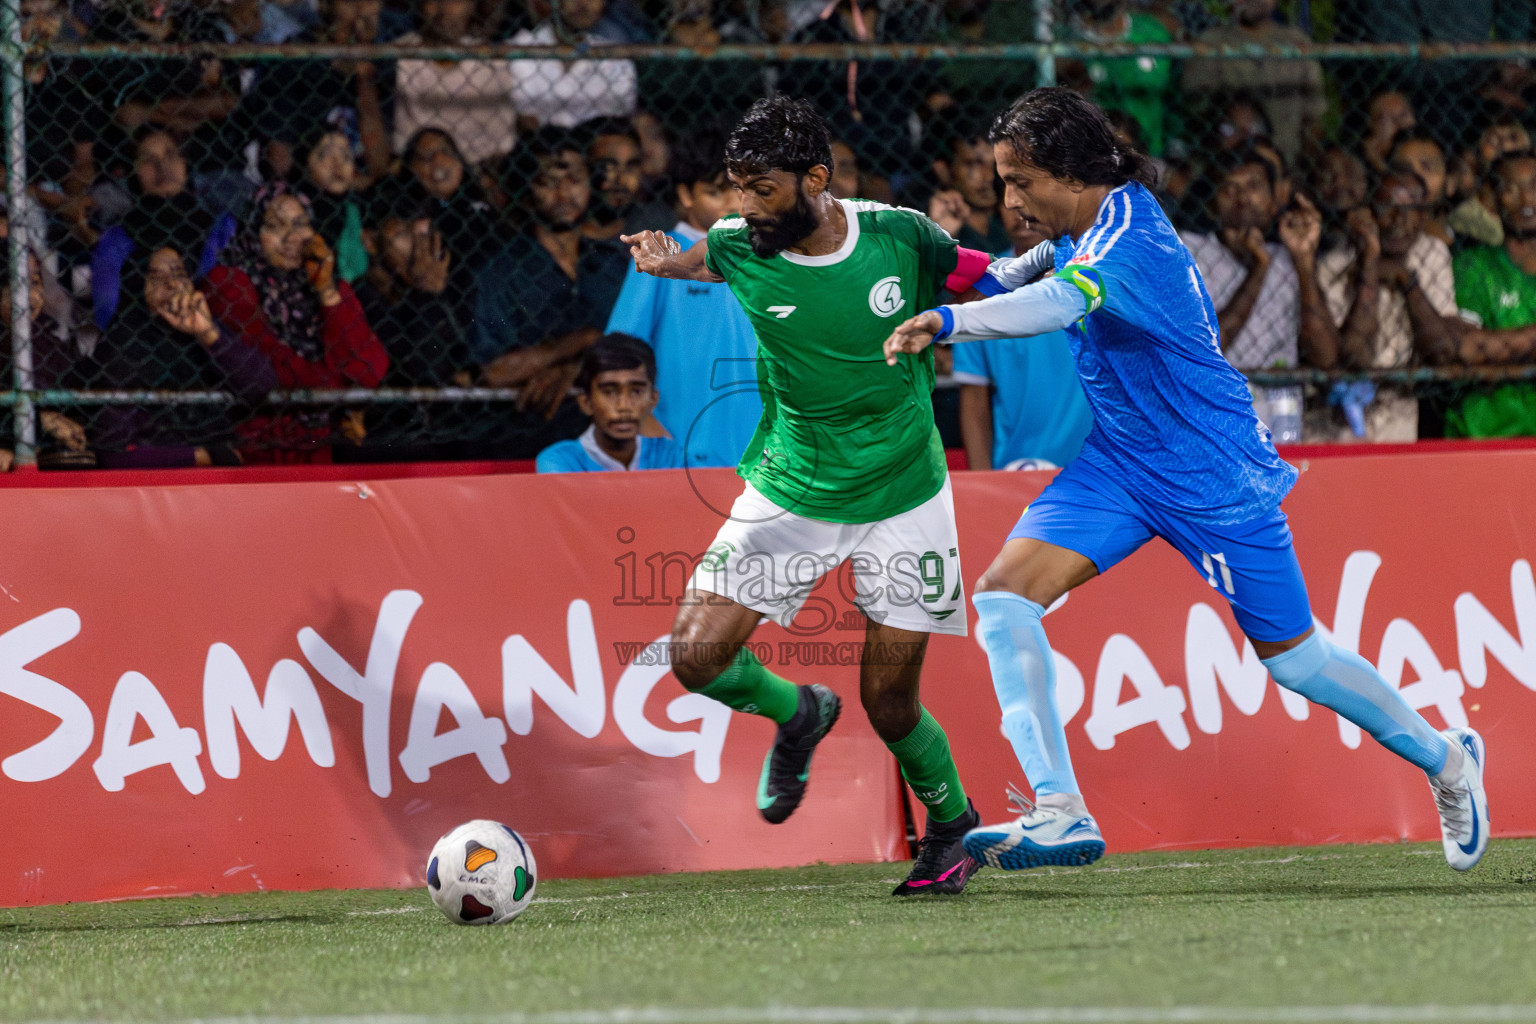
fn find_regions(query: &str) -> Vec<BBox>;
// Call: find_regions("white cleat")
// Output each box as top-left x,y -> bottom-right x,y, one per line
1430,727 -> 1489,872
961,784 -> 1105,871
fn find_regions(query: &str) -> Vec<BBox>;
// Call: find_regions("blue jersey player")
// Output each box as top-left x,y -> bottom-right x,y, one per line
882,89 -> 1490,874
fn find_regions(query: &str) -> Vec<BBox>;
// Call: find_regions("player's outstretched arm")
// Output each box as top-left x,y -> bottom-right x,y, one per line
621,230 -> 725,283
984,239 -> 1056,291
883,311 -> 944,365
943,276 -> 1088,342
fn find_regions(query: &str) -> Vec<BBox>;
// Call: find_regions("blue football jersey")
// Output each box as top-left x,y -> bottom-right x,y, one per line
605,223 -> 763,468
1049,182 -> 1297,525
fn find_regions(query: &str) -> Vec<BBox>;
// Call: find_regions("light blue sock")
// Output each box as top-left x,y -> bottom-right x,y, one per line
1262,632 -> 1449,775
973,590 -> 1080,796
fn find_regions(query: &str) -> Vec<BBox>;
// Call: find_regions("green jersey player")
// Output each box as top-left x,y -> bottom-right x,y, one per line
623,97 -> 994,895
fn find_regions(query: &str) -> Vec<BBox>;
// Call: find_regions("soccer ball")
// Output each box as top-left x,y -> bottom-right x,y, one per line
1003,457 -> 1060,472
425,819 -> 537,925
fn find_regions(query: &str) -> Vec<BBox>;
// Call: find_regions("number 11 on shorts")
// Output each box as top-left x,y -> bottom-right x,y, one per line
1202,550 -> 1235,596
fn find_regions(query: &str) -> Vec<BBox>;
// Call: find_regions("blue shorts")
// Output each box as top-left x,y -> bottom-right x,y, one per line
1007,459 -> 1314,643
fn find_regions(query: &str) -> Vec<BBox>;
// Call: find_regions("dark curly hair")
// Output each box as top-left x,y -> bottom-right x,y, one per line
504,124 -> 584,202
725,96 -> 834,179
989,88 -> 1158,190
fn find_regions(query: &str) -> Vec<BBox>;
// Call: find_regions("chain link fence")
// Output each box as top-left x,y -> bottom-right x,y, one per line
5,0 -> 1536,469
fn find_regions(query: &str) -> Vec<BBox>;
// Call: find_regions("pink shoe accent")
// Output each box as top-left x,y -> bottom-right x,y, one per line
936,859 -> 970,883
902,878 -> 935,886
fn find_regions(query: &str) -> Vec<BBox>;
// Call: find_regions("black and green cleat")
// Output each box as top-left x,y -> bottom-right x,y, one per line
756,684 -> 842,825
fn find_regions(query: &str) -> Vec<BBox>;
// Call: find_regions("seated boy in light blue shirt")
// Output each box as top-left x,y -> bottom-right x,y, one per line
605,127 -> 762,468
536,334 -> 686,473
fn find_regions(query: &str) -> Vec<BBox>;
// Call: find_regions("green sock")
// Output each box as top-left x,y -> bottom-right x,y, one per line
697,648 -> 801,724
887,708 -> 969,823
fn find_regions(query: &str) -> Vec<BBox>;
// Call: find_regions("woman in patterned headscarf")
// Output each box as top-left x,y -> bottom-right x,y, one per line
205,182 -> 389,459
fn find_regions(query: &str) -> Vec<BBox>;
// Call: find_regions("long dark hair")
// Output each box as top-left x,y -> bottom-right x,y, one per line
989,88 -> 1159,190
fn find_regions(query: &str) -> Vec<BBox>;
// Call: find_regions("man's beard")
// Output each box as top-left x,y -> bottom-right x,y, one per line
747,190 -> 820,257
533,206 -> 584,232
960,184 -> 997,211
591,193 -> 631,226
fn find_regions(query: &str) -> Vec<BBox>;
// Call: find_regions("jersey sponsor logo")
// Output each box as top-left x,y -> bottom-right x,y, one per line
1500,291 -> 1520,309
868,276 -> 907,318
700,541 -> 736,573
767,305 -> 797,318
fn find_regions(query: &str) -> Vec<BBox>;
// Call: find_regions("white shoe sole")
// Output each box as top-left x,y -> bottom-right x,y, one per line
962,824 -> 1105,871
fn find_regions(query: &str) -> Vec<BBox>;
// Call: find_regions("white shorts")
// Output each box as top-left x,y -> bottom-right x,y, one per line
688,479 -> 967,637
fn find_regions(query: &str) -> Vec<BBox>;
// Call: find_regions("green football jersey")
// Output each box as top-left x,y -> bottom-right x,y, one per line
705,199 -> 959,523
1454,244 -> 1536,330
1448,245 -> 1536,438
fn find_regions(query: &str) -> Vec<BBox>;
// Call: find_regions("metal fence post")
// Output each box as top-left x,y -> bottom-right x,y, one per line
1035,0 -> 1056,88
1,0 -> 33,466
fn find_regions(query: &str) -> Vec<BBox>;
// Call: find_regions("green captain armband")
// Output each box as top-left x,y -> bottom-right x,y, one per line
1056,264 -> 1106,315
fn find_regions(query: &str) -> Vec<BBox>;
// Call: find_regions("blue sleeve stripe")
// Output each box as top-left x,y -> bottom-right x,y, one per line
931,306 -> 956,341
973,272 -> 1009,297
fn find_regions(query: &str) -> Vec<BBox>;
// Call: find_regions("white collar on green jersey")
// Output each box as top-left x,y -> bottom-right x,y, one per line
778,198 -> 861,267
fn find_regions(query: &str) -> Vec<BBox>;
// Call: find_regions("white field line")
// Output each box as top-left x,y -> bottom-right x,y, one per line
26,1005 -> 1536,1024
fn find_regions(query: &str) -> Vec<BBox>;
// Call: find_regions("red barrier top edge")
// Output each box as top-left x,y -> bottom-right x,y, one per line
0,459 -> 539,488
1,438 -> 1534,488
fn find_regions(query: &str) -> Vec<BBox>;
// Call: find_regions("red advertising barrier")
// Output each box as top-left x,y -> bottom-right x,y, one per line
1,452 -> 1533,907
0,469 -> 904,907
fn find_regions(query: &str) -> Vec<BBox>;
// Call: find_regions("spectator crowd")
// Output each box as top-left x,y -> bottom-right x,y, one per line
6,0 -> 1536,472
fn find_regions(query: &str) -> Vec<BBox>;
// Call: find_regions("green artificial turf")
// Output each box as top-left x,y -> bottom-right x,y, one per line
2,840 -> 1535,1023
